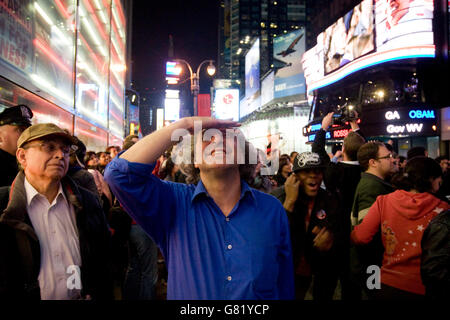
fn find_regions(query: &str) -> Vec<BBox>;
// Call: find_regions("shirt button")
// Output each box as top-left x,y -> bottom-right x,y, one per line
226,217 -> 230,222
227,276 -> 232,281
227,244 -> 232,250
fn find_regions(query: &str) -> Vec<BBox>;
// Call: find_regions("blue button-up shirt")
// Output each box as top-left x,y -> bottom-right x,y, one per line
104,157 -> 294,300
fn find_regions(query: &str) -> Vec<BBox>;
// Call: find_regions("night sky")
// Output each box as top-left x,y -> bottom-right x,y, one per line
131,0 -> 220,97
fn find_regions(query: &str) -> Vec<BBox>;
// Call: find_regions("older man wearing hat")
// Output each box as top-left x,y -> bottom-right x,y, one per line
0,123 -> 113,300
0,104 -> 33,186
272,151 -> 342,300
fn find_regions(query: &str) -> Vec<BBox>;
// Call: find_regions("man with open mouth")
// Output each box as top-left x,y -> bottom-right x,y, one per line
272,151 -> 341,300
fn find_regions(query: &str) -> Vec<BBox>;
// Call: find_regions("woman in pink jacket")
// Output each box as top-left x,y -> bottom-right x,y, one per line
351,156 -> 449,299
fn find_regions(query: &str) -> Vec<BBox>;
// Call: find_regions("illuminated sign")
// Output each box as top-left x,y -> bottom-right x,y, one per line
164,98 -> 180,121
386,123 -> 424,134
308,132 -> 331,142
385,110 -> 400,120
302,0 -> 435,93
166,77 -> 179,84
333,129 -> 350,139
384,109 -> 435,121
166,61 -> 181,76
409,110 -> 435,119
214,89 -> 239,121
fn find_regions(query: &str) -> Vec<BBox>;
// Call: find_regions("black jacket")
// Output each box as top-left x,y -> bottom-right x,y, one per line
312,128 -> 363,246
0,171 -> 113,300
0,148 -> 18,187
421,210 -> 450,300
271,186 -> 341,274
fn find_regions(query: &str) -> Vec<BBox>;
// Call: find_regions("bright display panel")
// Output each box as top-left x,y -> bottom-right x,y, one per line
273,29 -> 307,98
214,89 -> 239,121
302,0 -> 435,93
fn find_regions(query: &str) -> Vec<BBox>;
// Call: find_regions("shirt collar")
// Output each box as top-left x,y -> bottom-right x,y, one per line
24,177 -> 65,206
340,160 -> 359,165
191,179 -> 256,204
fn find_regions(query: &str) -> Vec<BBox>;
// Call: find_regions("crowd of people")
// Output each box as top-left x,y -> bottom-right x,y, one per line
0,104 -> 448,300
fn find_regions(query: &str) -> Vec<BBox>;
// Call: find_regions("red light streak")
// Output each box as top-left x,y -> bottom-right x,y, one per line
113,0 -> 126,27
76,127 -> 107,141
33,38 -> 72,76
111,18 -> 125,52
110,109 -> 123,123
54,0 -> 70,19
79,34 -> 104,72
82,0 -> 108,42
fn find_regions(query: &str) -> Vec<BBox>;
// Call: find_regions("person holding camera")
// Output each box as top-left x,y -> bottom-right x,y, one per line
311,111 -> 366,300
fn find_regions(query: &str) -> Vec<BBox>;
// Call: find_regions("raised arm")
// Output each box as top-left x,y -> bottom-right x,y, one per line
312,112 -> 334,166
120,117 -> 240,164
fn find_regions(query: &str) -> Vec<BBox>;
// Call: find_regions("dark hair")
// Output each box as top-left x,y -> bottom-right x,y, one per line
399,155 -> 406,163
276,158 -> 291,176
357,141 -> 385,171
290,151 -> 298,158
343,131 -> 365,161
435,155 -> 448,163
84,151 -> 97,164
391,156 -> 442,193
407,146 -> 426,160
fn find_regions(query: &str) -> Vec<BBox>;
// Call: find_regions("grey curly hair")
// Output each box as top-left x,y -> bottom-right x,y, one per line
172,131 -> 258,185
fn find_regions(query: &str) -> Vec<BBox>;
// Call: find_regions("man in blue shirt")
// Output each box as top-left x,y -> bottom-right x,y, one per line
104,117 -> 294,300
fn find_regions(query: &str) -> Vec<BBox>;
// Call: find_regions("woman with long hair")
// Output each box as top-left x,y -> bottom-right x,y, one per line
351,156 -> 449,299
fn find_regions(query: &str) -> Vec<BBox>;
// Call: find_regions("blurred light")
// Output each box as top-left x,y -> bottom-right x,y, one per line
167,61 -> 182,76
35,2 -> 53,25
111,64 -> 126,72
376,90 -> 385,98
166,77 -> 179,84
165,89 -> 180,99
432,125 -> 437,131
207,62 -> 216,76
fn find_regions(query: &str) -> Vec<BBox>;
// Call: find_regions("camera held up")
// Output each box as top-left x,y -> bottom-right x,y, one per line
331,103 -> 359,126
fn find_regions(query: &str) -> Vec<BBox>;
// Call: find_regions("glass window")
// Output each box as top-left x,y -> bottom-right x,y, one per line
0,76 -> 73,132
108,0 -> 126,139
0,0 -> 77,110
75,0 -> 111,129
109,134 -> 123,149
74,116 -> 107,152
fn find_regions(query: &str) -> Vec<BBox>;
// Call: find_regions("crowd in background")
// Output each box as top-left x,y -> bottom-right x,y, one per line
0,105 -> 449,300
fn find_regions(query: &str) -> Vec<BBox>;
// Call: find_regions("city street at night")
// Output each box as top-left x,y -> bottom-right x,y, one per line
0,0 -> 449,314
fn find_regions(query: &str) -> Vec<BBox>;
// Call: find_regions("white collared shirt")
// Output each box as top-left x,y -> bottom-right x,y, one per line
24,178 -> 82,300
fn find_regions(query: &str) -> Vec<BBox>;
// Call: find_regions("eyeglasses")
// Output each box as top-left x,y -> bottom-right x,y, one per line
24,141 -> 77,157
376,153 -> 394,160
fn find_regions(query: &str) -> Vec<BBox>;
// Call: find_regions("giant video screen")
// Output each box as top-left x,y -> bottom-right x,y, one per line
245,38 -> 260,99
273,29 -> 306,98
302,0 -> 435,93
323,0 -> 375,74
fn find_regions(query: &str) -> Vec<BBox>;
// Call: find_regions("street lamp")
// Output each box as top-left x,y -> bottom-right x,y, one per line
174,59 -> 216,116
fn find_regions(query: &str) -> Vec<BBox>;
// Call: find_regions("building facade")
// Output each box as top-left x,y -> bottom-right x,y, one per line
302,0 -> 449,158
0,0 -> 131,151
218,0 -> 306,88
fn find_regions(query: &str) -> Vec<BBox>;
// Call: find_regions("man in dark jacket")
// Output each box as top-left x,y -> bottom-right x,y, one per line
0,104 -> 33,187
272,151 -> 341,300
421,209 -> 450,300
0,123 -> 113,300
350,140 -> 395,299
311,112 -> 365,300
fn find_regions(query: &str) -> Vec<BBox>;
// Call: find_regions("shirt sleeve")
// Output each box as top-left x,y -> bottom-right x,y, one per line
104,156 -> 178,248
351,196 -> 382,244
276,205 -> 295,299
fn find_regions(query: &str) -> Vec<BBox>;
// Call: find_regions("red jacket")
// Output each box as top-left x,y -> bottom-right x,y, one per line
352,190 -> 449,295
